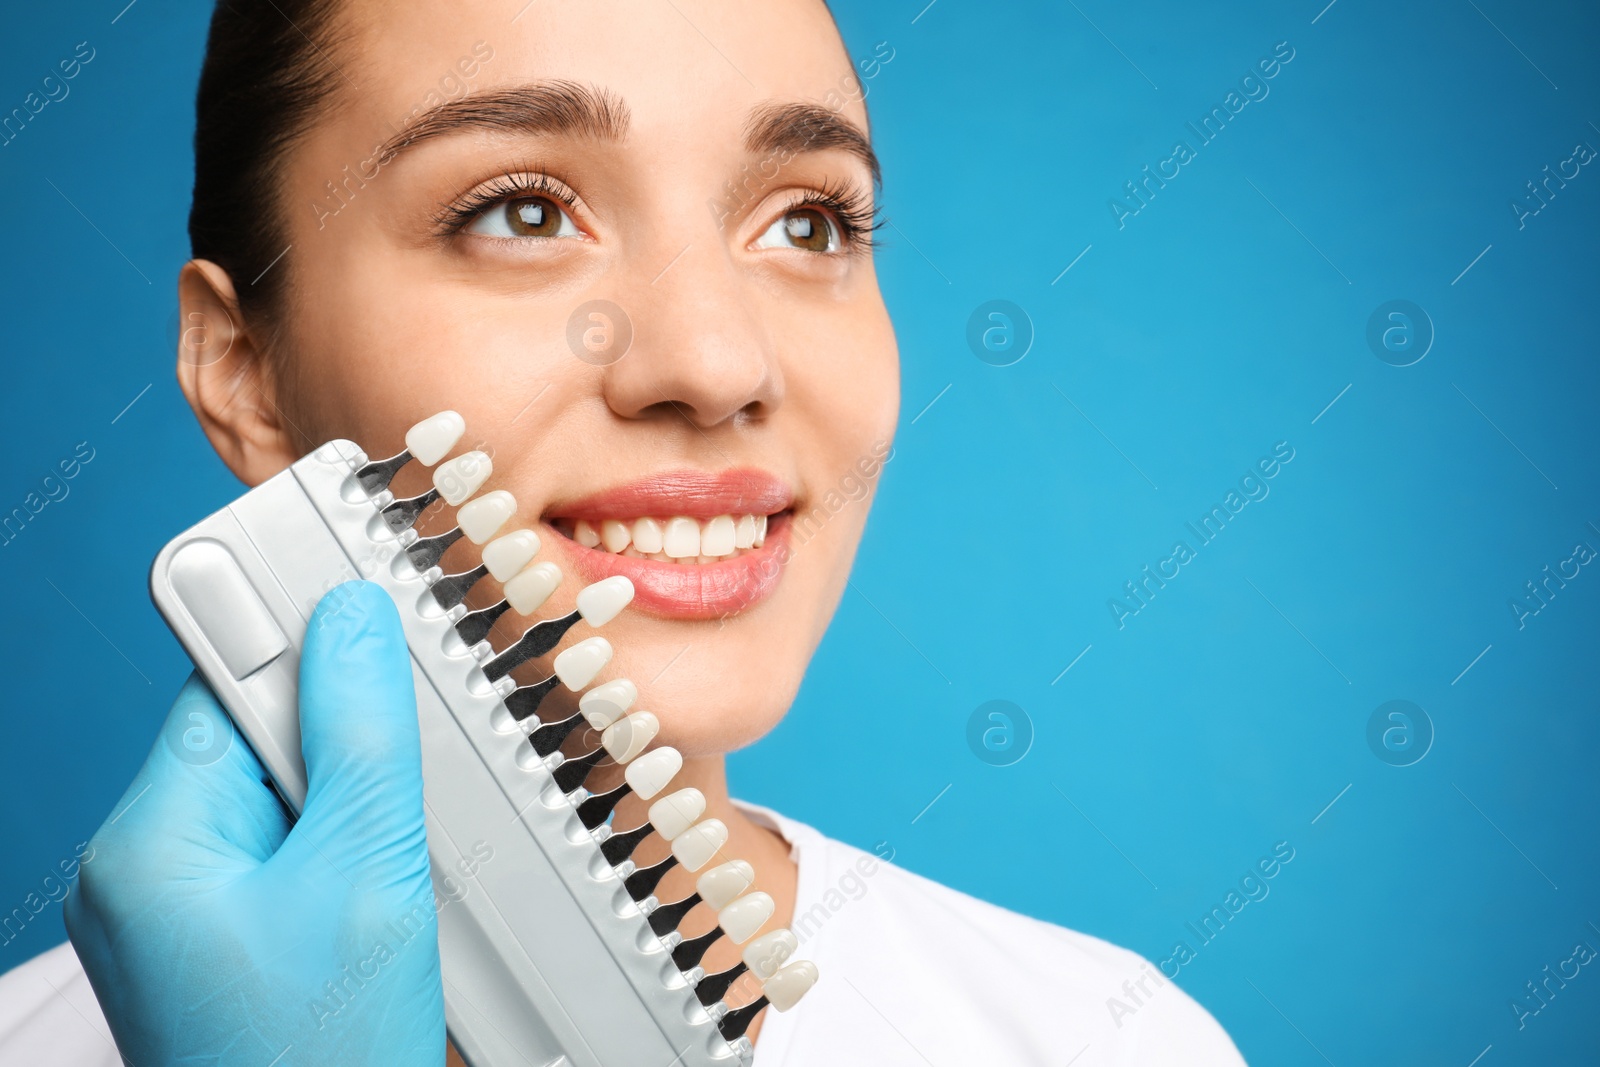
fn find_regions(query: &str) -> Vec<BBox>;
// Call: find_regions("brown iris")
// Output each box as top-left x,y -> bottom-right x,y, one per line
505,196 -> 562,237
782,208 -> 833,252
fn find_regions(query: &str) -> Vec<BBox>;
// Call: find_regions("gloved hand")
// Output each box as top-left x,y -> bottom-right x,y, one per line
66,581 -> 446,1066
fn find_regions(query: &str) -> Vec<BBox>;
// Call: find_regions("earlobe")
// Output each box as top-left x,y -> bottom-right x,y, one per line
175,259 -> 299,486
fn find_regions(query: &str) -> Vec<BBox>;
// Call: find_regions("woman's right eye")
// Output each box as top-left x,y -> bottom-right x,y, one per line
465,195 -> 582,239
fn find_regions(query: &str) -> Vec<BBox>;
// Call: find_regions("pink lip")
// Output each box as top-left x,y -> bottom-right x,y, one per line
544,469 -> 795,620
549,468 -> 793,522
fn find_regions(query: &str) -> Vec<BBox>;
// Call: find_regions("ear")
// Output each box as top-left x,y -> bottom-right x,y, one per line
175,259 -> 300,486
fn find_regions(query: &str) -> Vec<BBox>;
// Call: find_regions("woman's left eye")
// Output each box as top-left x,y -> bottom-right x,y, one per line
465,195 -> 582,239
754,207 -> 840,253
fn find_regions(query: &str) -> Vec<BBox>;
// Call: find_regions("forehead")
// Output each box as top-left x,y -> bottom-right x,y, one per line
331,0 -> 865,145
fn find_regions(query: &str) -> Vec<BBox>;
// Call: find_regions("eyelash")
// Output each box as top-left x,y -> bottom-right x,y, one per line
434,171 -> 580,235
775,176 -> 883,256
436,171 -> 883,255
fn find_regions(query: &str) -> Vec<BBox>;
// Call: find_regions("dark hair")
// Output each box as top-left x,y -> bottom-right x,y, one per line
189,0 -> 854,324
188,0 -> 347,321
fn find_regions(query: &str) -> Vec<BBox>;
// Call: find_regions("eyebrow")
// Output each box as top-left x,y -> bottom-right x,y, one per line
743,102 -> 882,187
376,82 -> 880,186
376,81 -> 631,161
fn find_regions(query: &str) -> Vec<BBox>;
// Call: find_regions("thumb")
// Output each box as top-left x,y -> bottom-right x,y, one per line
285,580 -> 429,889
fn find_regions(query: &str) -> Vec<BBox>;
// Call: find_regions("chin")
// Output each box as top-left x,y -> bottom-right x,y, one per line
601,627 -> 802,760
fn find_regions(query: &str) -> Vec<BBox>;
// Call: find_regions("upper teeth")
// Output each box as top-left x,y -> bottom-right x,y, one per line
572,514 -> 767,561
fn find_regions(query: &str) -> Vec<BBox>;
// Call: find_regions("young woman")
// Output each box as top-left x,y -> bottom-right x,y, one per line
0,0 -> 1246,1062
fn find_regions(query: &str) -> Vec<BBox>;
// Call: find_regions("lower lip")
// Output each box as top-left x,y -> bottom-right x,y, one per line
551,515 -> 791,620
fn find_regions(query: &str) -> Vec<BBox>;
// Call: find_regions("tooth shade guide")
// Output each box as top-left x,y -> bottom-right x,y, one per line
697,861 -> 755,910
528,709 -> 587,757
647,787 -> 706,840
716,995 -> 769,1042
352,410 -> 465,495
693,961 -> 750,1008
453,598 -> 512,647
505,561 -> 563,615
404,410 -> 466,465
429,562 -> 489,611
717,891 -> 774,944
433,450 -> 493,506
577,782 -> 634,830
551,746 -> 609,794
502,673 -> 561,721
624,746 -> 683,799
628,855 -> 684,906
763,960 -> 818,1011
671,926 -> 725,971
643,886 -> 703,936
580,678 -> 638,728
482,610 -> 586,683
742,928 -> 798,980
457,489 -> 517,544
380,487 -> 442,534
550,639 -> 611,687
575,575 -> 635,625
354,448 -> 415,496
601,711 -> 659,763
405,525 -> 466,572
156,422 -> 817,1064
671,819 -> 729,872
482,529 -> 541,581
597,818 -> 657,864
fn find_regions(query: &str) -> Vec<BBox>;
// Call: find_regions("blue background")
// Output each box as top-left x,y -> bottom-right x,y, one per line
2,0 -> 1597,1063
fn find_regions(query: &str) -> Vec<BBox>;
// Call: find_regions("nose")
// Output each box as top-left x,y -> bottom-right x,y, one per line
599,242 -> 784,429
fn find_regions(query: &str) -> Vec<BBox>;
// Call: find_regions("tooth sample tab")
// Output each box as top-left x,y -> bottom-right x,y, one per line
433,450 -> 492,505
632,517 -> 664,554
579,678 -> 638,729
742,928 -> 799,980
662,517 -> 701,559
671,819 -> 729,872
405,411 -> 466,465
553,636 -> 612,689
575,576 -> 634,626
574,519 -> 601,548
648,787 -> 706,840
482,529 -> 541,581
624,747 -> 683,800
505,561 -> 561,615
600,520 -> 632,553
697,860 -> 756,910
718,891 -> 774,944
601,711 -> 659,763
764,960 -> 818,1011
457,490 -> 516,544
734,514 -> 756,549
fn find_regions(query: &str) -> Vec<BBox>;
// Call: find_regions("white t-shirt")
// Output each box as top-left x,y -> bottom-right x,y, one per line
0,804 -> 1246,1066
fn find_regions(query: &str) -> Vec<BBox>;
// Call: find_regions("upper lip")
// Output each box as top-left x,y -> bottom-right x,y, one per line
542,467 -> 794,521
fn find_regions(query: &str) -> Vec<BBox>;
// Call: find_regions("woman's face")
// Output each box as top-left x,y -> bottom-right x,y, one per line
218,0 -> 898,755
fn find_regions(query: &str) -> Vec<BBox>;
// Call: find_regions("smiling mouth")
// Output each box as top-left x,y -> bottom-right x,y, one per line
540,469 -> 795,618
549,512 -> 774,563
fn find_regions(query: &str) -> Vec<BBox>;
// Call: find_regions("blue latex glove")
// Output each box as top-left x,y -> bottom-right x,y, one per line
66,581 -> 446,1066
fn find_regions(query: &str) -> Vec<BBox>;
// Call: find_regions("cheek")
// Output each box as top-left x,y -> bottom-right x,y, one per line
786,301 -> 900,457
279,260 -> 588,452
